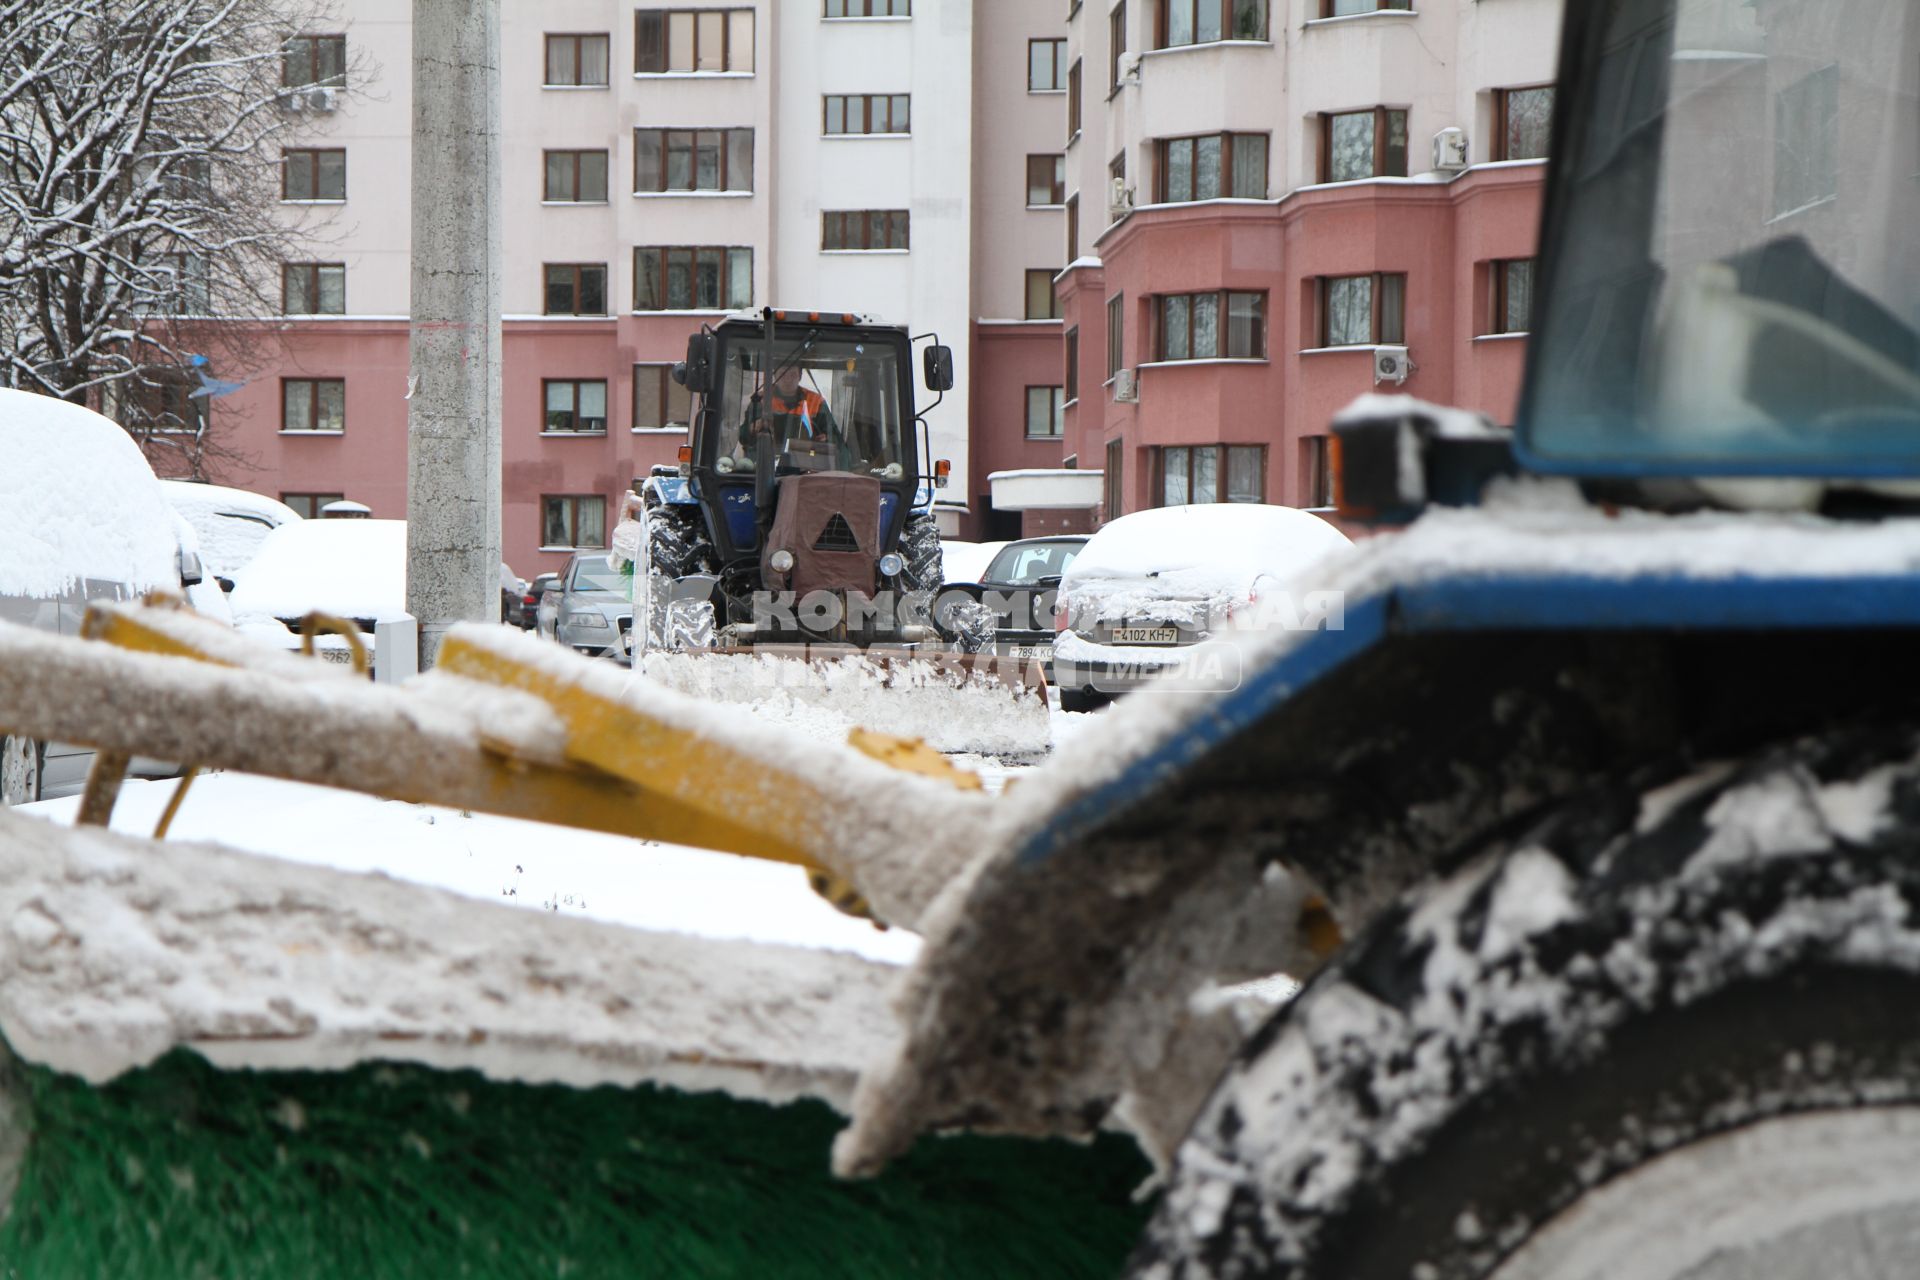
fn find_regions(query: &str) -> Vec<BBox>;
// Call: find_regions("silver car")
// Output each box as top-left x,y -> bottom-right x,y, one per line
553,554 -> 634,661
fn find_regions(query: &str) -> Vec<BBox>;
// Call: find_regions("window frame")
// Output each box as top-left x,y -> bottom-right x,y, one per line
1107,293 -> 1125,380
1154,290 -> 1267,361
281,262 -> 345,315
543,263 -> 609,316
1026,153 -> 1066,206
1318,272 -> 1407,347
1065,326 -> 1080,404
824,0 -> 911,14
281,148 -> 345,202
633,245 -> 753,311
634,8 -> 755,74
281,377 -> 346,434
1320,107 -> 1409,182
541,379 -> 610,434
1156,0 -> 1269,48
1317,0 -> 1410,16
1025,385 -> 1065,438
281,492 -> 345,520
1491,258 -> 1534,335
1492,84 -> 1554,162
1028,38 -> 1068,92
1104,438 -> 1124,519
632,127 -> 755,194
821,210 -> 911,252
1067,59 -> 1083,137
633,363 -> 695,430
1109,2 -> 1126,94
1299,435 -> 1334,508
1157,444 -> 1266,506
1155,131 -> 1269,202
541,494 -> 608,550
282,34 -> 345,88
1025,269 -> 1061,321
543,149 -> 609,203
543,33 -> 610,87
822,94 -> 911,136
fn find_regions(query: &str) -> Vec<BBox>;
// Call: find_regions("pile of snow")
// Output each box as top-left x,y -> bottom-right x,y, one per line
228,518 -> 407,625
939,539 -> 1009,585
0,388 -> 178,597
159,480 -> 300,580
1062,504 -> 1353,625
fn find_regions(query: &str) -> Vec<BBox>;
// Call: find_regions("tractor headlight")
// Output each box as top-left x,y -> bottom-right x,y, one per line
770,549 -> 796,573
716,455 -> 735,474
878,553 -> 905,578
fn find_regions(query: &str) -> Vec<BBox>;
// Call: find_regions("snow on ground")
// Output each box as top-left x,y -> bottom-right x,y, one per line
0,388 -> 179,597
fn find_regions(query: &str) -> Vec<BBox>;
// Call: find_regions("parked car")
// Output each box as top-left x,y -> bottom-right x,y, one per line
500,563 -> 529,628
527,572 -> 562,638
0,388 -> 204,804
553,554 -> 634,661
227,519 -> 407,673
1051,505 -> 1352,712
158,480 -> 301,586
938,536 -> 1087,678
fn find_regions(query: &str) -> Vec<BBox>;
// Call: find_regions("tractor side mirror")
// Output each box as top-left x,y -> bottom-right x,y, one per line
681,333 -> 717,394
923,344 -> 955,393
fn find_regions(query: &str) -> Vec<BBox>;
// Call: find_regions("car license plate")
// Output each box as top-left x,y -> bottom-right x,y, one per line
1005,643 -> 1052,660
1111,627 -> 1179,645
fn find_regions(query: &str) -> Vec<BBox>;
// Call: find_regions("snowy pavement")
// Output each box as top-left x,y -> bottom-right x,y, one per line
15,707 -> 1100,967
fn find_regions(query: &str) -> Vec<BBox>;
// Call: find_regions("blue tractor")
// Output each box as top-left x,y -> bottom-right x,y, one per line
837,2 -> 1920,1274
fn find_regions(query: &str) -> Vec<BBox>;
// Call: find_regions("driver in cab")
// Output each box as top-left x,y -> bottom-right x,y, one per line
741,363 -> 839,452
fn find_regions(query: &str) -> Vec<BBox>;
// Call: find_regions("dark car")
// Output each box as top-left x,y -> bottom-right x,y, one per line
522,572 -> 560,633
938,536 -> 1086,676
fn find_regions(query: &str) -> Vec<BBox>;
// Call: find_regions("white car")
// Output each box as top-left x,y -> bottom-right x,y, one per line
159,480 -> 302,585
227,519 -> 407,670
1051,504 -> 1352,711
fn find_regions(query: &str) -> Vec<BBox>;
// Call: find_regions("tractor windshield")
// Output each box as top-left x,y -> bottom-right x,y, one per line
715,331 -> 911,480
1521,0 -> 1920,475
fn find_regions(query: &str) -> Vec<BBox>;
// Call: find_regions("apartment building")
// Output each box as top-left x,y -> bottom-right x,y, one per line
208,1 -> 1069,573
1041,0 -> 1562,524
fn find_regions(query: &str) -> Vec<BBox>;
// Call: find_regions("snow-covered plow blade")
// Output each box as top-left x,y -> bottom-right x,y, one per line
641,646 -> 1052,758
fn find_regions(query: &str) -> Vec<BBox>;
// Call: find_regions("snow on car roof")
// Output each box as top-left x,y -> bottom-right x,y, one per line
228,518 -> 407,624
159,480 -> 301,581
0,388 -> 179,598
938,540 -> 1009,584
1065,504 -> 1353,593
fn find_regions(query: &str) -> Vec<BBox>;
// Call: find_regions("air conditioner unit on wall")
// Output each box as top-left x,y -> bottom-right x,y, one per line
1433,127 -> 1469,171
1108,177 -> 1135,219
1113,368 -> 1139,402
307,86 -> 338,112
1373,345 -> 1411,386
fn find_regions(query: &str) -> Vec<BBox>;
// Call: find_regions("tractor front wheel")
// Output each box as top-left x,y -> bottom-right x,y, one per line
1132,722 -> 1920,1280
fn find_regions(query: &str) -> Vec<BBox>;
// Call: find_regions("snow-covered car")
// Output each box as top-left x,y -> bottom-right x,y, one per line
937,539 -> 1009,586
0,388 -> 204,804
938,536 -> 1087,676
158,480 -> 301,585
1052,505 -> 1352,712
227,518 -> 407,670
553,554 -> 633,662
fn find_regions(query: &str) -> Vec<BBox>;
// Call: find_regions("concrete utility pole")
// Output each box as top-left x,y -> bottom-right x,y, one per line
406,0 -> 502,668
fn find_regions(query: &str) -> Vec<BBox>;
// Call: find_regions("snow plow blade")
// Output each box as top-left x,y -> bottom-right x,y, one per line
639,646 -> 1052,758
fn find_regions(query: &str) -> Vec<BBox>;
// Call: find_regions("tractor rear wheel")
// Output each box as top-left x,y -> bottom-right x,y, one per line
1131,722 -> 1920,1280
900,512 -> 943,595
0,735 -> 41,806
635,505 -> 716,656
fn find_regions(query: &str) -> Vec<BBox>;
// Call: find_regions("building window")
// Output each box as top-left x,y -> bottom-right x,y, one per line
281,492 -> 345,519
634,127 -> 754,193
1027,153 -> 1066,205
545,33 -> 610,86
1026,269 -> 1060,320
1159,0 -> 1267,47
1774,64 -> 1838,216
1029,38 -> 1067,91
1322,108 -> 1408,182
1157,291 -> 1266,360
156,252 -> 209,315
634,364 -> 694,429
282,34 -> 345,88
282,148 -> 345,201
1066,194 -> 1079,261
1026,386 -> 1065,438
282,378 -> 345,433
826,0 -> 910,13
1105,437 -> 1124,518
1321,273 -> 1406,346
1157,132 -> 1267,202
635,9 -> 754,74
824,94 -> 910,135
543,379 -> 609,433
1107,293 -> 1125,379
1110,2 -> 1126,92
1065,326 -> 1080,403
1321,0 -> 1410,15
822,210 -> 910,251
544,263 -> 607,315
282,262 -> 345,315
1159,445 -> 1264,505
1300,436 -> 1333,508
544,150 -> 609,202
1494,86 -> 1553,162
635,246 -> 752,311
542,495 -> 607,549
1067,60 -> 1082,136
1492,259 -> 1534,335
